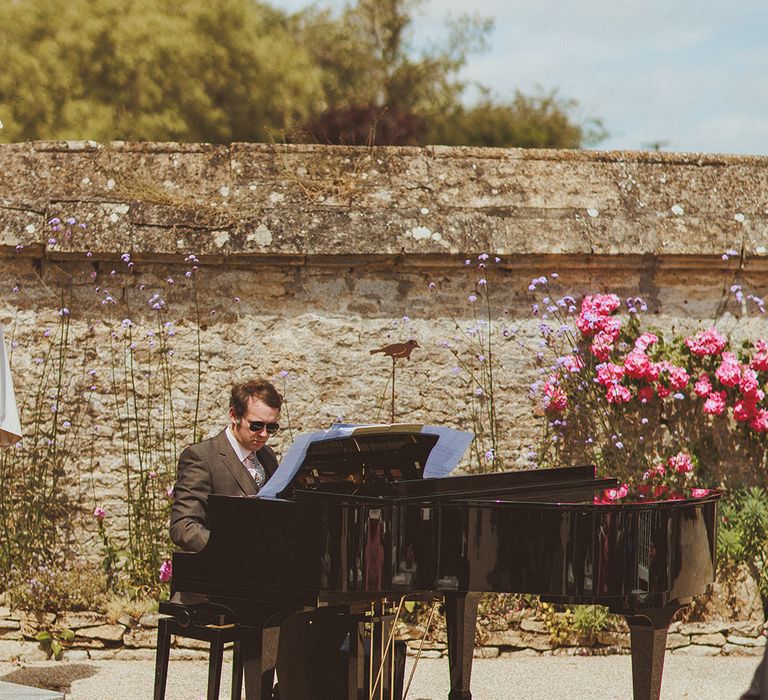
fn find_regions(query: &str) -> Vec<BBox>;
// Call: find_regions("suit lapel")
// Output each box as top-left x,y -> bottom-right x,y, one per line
213,429 -> 258,496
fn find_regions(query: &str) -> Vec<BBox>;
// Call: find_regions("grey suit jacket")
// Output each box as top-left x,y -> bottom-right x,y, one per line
169,428 -> 279,552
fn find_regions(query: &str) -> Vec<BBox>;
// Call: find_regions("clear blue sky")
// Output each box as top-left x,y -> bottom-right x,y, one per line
272,0 -> 768,155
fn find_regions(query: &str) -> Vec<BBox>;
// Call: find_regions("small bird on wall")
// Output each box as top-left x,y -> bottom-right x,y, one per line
369,339 -> 420,360
369,339 -> 419,423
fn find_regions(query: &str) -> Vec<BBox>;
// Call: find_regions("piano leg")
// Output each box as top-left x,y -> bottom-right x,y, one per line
624,605 -> 683,700
241,626 -> 278,700
444,592 -> 480,700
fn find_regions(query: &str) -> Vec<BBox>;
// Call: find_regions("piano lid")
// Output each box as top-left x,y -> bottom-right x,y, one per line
257,424 -> 473,499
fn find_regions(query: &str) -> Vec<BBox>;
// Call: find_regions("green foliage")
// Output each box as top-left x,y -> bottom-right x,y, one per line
1,217 -> 206,599
294,0 -> 488,116
7,561 -> 108,613
0,302 -> 92,577
294,0 -> 600,148
35,627 -> 75,660
429,91 -> 608,149
718,487 -> 768,602
540,601 -> 613,647
0,0 -> 324,142
0,0 -> 603,148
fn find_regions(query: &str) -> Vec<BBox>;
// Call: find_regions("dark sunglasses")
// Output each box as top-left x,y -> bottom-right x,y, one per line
247,420 -> 280,435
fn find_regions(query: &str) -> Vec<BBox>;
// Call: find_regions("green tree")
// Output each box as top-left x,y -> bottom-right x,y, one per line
292,0 -> 604,148
293,0 -> 489,116
429,90 -> 608,149
0,0 -> 324,143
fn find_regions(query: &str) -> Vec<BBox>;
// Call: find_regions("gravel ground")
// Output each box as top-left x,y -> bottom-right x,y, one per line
0,654 -> 761,699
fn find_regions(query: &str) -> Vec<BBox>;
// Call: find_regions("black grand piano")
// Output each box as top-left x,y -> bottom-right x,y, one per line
170,428 -> 721,700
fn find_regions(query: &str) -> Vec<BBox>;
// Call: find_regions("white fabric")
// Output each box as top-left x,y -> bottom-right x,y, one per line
0,326 -> 21,448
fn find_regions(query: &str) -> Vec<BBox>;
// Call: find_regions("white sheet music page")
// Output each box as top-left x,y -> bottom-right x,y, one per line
256,423 -> 474,498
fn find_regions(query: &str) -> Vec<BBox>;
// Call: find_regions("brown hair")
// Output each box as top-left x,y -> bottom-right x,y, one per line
230,379 -> 283,418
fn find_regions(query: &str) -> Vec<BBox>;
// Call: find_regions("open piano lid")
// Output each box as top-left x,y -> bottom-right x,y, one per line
259,424 -> 474,499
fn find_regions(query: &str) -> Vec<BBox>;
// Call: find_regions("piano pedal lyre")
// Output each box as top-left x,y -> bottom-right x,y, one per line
363,596 -> 439,700
365,597 -> 407,700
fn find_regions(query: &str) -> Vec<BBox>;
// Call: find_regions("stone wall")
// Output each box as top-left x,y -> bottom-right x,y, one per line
1,141 -> 768,540
1,602 -> 765,663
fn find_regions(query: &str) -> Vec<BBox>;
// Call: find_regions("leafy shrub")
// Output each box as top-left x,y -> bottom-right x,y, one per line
7,560 -> 108,613
717,487 -> 768,606
540,601 -> 613,647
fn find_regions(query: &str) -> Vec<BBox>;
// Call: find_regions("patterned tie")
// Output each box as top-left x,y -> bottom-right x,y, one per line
247,451 -> 267,490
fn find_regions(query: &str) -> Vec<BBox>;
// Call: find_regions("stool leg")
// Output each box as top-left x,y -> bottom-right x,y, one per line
208,631 -> 225,700
231,640 -> 243,700
154,618 -> 171,700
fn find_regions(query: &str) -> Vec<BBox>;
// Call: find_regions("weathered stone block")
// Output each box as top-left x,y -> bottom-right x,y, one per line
123,628 -> 157,649
671,644 -> 721,656
728,635 -> 767,647
691,632 -> 727,646
57,612 -> 106,629
474,646 -> 499,658
664,632 -> 689,650
0,639 -> 49,662
75,624 -> 125,642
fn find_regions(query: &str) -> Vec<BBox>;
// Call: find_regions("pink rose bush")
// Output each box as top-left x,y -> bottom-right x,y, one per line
529,277 -> 768,497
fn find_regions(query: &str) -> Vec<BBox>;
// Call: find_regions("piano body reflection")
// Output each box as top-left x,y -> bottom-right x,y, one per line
171,429 -> 721,700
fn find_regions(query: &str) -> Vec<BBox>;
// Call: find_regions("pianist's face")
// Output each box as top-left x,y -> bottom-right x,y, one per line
229,397 -> 280,453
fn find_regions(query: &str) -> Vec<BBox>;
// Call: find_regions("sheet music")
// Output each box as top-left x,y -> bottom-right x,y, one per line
256,423 -> 474,498
420,426 -> 474,478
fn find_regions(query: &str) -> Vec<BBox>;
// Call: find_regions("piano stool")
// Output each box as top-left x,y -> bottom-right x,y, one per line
153,614 -> 244,700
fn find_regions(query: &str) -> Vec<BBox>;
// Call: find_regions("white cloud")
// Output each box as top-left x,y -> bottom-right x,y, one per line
272,0 -> 768,154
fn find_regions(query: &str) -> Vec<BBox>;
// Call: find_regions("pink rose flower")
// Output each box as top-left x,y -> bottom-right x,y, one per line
715,352 -> 741,387
596,315 -> 622,342
751,339 -> 768,371
543,380 -> 568,412
635,332 -> 659,351
685,327 -> 727,357
590,332 -> 614,360
750,409 -> 768,433
694,373 -> 712,397
602,483 -> 629,501
740,367 -> 759,396
734,398 -> 757,422
577,294 -> 621,338
576,311 -> 601,336
637,386 -> 655,404
657,384 -> 672,399
644,361 -> 661,382
582,294 -> 621,316
606,384 -> 632,404
624,350 -> 651,380
666,365 -> 690,391
691,488 -> 710,498
596,362 -> 625,386
642,464 -> 665,481
93,507 -> 106,521
159,559 -> 173,583
668,451 -> 694,474
703,390 -> 727,415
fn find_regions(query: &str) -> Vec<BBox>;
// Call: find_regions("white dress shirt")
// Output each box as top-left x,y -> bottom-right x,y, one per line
225,425 -> 260,480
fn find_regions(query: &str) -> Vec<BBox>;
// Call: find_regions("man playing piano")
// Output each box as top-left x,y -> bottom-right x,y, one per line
170,378 -> 347,699
171,378 -> 282,551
